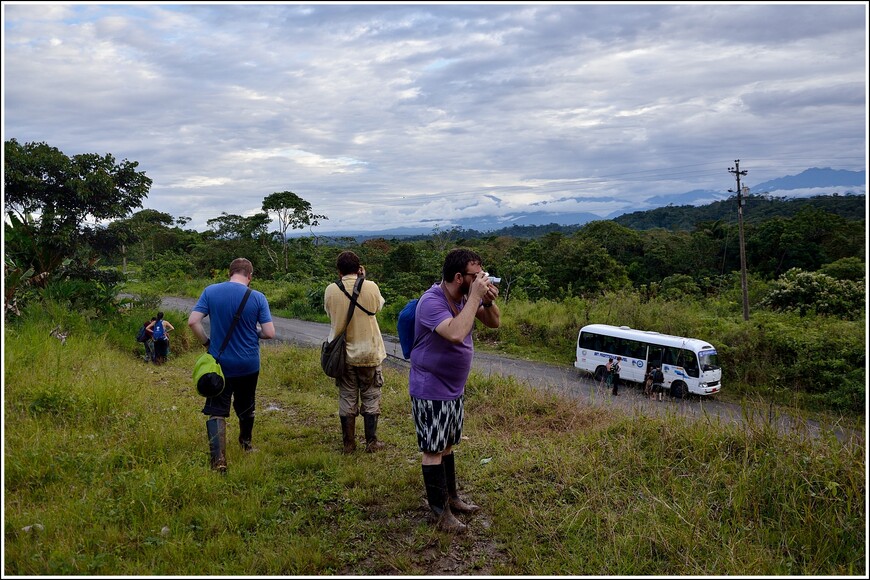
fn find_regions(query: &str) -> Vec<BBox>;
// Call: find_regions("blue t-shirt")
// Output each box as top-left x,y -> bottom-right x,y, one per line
192,282 -> 272,378
408,283 -> 474,401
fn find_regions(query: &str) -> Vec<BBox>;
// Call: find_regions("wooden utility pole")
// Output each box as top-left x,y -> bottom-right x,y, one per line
728,160 -> 750,321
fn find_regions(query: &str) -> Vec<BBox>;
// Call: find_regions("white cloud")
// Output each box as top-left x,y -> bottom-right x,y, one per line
3,3 -> 865,234
170,176 -> 233,189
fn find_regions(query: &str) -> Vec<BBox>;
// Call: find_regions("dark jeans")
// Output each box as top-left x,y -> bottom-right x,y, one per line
202,371 -> 259,420
154,338 -> 170,362
143,339 -> 155,361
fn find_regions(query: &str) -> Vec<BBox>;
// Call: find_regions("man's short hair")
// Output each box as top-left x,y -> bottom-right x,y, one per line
443,248 -> 482,282
336,251 -> 361,276
229,258 -> 253,278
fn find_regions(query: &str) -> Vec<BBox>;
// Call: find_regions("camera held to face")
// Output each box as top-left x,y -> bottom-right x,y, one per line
482,271 -> 501,284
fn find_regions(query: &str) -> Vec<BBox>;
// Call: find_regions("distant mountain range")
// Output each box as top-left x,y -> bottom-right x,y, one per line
642,167 -> 866,209
313,167 -> 866,237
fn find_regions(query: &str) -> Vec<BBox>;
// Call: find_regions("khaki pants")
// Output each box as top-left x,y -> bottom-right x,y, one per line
337,365 -> 384,417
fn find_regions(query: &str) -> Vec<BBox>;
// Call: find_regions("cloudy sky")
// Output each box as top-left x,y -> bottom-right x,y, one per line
3,2 -> 867,234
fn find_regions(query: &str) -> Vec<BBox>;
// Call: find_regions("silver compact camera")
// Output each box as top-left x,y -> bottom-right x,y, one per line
483,271 -> 501,284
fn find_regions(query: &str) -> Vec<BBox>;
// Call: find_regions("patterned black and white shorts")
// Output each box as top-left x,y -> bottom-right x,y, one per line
410,396 -> 464,453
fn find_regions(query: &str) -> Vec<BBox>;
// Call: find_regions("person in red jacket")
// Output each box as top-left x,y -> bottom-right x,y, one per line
141,317 -> 156,362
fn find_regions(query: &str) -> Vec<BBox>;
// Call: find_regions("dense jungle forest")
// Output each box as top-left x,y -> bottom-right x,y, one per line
4,139 -> 866,416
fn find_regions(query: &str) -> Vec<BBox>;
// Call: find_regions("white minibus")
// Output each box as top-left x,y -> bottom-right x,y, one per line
574,324 -> 722,398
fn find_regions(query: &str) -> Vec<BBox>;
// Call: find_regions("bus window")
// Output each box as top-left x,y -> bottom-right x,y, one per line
613,338 -> 628,357
681,349 -> 699,378
699,349 -> 720,371
621,339 -> 640,360
632,341 -> 646,360
662,347 -> 680,366
647,345 -> 663,367
596,335 -> 606,352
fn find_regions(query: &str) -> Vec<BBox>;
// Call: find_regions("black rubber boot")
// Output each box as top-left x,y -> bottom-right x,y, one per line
363,414 -> 386,453
443,453 -> 480,514
239,416 -> 255,452
206,417 -> 227,474
422,463 -> 466,532
340,415 -> 356,454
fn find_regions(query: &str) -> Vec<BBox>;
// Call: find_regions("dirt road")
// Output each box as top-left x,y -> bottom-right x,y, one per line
160,296 -> 860,444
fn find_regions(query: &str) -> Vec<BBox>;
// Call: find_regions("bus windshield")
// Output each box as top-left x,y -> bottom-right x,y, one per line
699,349 -> 720,371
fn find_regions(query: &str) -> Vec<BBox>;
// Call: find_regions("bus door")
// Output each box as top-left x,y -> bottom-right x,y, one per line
647,345 -> 664,369
621,340 -> 646,383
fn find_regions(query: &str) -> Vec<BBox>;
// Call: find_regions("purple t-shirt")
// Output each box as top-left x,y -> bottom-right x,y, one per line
408,283 -> 474,401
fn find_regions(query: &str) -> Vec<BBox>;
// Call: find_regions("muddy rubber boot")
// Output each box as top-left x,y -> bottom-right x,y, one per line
340,415 -> 357,454
363,414 -> 386,453
239,416 -> 255,452
422,463 -> 466,533
443,453 -> 480,514
206,417 -> 227,474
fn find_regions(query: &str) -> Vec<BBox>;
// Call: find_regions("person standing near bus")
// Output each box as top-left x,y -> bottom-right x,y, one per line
611,356 -> 622,396
603,358 -> 613,390
652,364 -> 665,401
643,367 -> 654,399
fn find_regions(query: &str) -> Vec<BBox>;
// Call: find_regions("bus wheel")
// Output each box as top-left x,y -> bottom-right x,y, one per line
671,381 -> 688,399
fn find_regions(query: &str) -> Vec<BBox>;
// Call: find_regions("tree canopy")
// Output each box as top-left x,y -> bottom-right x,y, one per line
4,138 -> 151,276
262,190 -> 328,271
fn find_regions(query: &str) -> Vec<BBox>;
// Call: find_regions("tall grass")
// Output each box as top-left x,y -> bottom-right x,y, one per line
4,310 -> 865,575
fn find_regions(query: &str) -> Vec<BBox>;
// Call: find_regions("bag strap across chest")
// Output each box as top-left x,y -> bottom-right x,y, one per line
335,276 -> 367,337
216,287 -> 252,364
336,277 -> 375,317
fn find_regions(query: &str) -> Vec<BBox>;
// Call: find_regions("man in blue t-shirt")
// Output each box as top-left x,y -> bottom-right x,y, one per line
409,248 -> 500,532
188,258 -> 275,473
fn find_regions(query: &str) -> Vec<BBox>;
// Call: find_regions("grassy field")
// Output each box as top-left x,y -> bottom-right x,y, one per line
3,315 -> 866,575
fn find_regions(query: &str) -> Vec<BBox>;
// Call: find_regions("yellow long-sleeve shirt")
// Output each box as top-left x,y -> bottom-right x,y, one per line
324,274 -> 386,367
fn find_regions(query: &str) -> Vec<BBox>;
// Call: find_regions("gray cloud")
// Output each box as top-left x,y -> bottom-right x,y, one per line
3,2 -> 865,233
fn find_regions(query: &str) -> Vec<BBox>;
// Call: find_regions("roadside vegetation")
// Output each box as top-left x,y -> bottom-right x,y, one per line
4,307 -> 864,575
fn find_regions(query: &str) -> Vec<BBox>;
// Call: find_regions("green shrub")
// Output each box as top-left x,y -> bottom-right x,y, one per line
141,252 -> 196,281
761,268 -> 865,319
819,257 -> 865,281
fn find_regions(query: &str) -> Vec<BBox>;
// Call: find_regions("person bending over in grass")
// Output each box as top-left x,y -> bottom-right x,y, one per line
147,312 -> 174,365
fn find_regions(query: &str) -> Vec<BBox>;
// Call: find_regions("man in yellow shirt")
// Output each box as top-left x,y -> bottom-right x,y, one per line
324,251 -> 387,453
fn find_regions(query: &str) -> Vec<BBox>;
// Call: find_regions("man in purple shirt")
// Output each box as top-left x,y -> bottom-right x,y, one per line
409,248 -> 500,532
